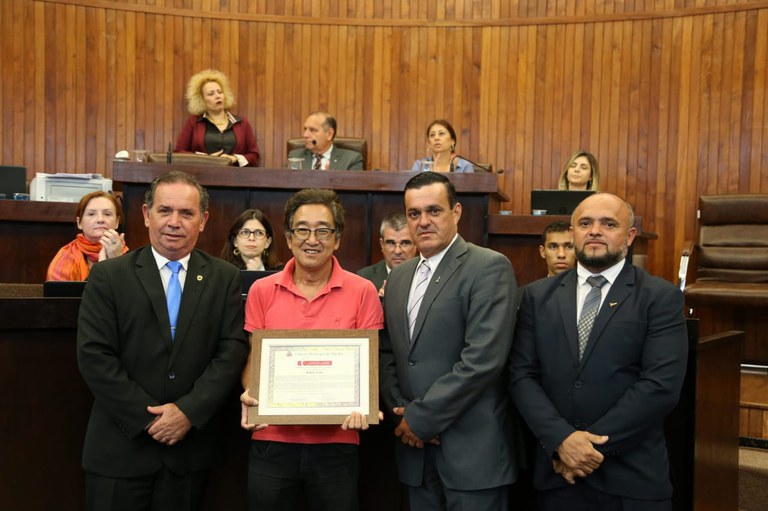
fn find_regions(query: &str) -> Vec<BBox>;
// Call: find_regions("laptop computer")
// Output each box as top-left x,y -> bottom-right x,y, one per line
0,166 -> 27,197
530,190 -> 595,215
241,270 -> 279,297
43,280 -> 87,297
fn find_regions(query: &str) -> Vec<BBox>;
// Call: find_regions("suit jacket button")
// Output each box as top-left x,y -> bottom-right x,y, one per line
408,360 -> 415,366
573,381 -> 582,389
168,371 -> 176,380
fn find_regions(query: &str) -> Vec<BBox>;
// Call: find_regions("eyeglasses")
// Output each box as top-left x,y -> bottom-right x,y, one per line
383,240 -> 414,250
237,228 -> 267,239
290,227 -> 336,241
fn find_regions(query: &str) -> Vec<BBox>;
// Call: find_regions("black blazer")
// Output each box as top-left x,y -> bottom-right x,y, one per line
77,246 -> 248,477
509,263 -> 688,499
357,259 -> 388,292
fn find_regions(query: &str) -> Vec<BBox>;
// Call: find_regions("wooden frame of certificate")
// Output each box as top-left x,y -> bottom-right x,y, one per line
246,329 -> 379,425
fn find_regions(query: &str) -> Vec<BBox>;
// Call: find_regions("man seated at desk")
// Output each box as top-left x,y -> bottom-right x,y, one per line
288,112 -> 364,170
357,212 -> 417,297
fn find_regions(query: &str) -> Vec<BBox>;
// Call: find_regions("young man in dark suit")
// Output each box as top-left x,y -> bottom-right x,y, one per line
77,170 -> 248,510
510,193 -> 688,510
379,172 -> 521,510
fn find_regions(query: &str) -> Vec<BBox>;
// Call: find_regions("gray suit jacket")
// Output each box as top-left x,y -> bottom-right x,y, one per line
509,263 -> 688,499
77,246 -> 248,477
357,259 -> 388,292
288,145 -> 363,170
380,236 -> 521,490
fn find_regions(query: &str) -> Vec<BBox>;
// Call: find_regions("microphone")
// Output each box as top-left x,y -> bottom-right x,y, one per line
167,142 -> 173,164
311,139 -> 317,146
452,154 -> 495,173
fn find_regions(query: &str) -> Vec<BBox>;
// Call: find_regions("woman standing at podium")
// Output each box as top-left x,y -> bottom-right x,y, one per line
409,119 -> 475,172
557,150 -> 600,191
174,69 -> 261,167
46,191 -> 129,281
220,209 -> 282,271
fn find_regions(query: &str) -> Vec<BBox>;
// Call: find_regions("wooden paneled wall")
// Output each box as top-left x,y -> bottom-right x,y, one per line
2,0 -> 767,281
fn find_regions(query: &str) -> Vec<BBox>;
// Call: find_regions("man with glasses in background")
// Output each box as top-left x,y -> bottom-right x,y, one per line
358,212 -> 417,298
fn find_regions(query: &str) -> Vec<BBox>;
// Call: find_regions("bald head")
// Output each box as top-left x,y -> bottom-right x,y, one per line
571,193 -> 637,273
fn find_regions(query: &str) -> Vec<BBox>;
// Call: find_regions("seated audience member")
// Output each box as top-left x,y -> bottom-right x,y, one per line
288,112 -> 363,170
557,150 -> 600,190
220,209 -> 282,270
47,191 -> 128,281
240,188 -> 383,511
357,212 -> 416,297
410,119 -> 474,173
174,69 -> 260,166
539,220 -> 576,277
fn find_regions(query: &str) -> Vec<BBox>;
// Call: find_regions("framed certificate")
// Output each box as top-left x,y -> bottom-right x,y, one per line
247,329 -> 379,425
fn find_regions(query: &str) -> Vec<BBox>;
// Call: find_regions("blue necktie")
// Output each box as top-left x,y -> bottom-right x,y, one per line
166,261 -> 182,340
577,275 -> 607,359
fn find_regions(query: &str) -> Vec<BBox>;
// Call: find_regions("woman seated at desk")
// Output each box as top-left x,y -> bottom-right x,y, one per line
410,119 -> 474,173
174,69 -> 260,167
557,150 -> 600,191
220,209 -> 282,270
47,191 -> 129,281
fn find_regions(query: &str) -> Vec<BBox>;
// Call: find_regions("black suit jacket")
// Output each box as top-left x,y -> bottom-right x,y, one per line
357,259 -> 388,292
509,263 -> 688,499
380,236 -> 522,490
77,246 -> 248,477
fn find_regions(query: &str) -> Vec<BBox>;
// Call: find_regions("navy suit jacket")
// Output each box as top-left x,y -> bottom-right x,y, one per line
380,236 -> 522,490
288,145 -> 364,170
509,262 -> 688,499
77,246 -> 248,477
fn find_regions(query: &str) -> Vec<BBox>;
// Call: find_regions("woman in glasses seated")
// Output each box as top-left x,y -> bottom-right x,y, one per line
220,209 -> 282,270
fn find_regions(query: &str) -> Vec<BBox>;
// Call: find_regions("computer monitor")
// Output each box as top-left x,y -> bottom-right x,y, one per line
241,270 -> 279,297
0,166 -> 27,197
530,190 -> 595,216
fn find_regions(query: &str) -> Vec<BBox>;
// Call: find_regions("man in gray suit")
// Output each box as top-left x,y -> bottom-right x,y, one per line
77,171 -> 248,510
357,212 -> 416,297
379,172 -> 520,510
288,111 -> 364,170
509,193 -> 688,510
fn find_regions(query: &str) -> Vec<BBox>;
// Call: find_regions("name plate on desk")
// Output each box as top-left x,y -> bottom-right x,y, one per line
247,329 -> 379,425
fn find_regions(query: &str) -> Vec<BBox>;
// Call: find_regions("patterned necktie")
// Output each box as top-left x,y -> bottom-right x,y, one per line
166,261 -> 182,340
577,275 -> 607,359
407,260 -> 431,339
313,155 -> 323,170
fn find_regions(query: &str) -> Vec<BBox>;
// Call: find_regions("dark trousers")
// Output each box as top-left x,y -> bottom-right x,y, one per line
407,444 -> 510,511
247,440 -> 359,511
85,466 -> 208,511
537,483 -> 673,511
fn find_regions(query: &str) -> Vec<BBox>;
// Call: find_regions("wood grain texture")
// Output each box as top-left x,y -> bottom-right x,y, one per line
2,0 -> 767,282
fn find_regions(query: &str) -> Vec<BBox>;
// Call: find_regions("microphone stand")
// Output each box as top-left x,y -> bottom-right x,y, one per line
452,154 -> 494,173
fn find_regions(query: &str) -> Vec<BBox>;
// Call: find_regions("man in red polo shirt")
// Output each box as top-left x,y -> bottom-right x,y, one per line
240,188 -> 383,511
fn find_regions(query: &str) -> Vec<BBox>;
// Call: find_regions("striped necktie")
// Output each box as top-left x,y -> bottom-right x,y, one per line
313,155 -> 323,170
577,275 -> 607,359
407,260 -> 431,339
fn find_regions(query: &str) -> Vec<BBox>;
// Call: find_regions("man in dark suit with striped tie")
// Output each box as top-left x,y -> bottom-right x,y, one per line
509,193 -> 688,510
77,170 -> 248,510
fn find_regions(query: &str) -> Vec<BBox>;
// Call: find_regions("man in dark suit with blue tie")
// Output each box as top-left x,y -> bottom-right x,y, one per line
77,170 -> 249,510
509,193 -> 688,510
379,172 -> 521,510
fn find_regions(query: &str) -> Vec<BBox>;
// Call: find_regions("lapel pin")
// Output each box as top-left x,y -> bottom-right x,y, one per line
197,275 -> 203,281
609,302 -> 618,307
435,276 -> 441,283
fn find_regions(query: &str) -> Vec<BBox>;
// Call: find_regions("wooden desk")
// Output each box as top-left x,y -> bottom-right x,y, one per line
113,163 -> 506,271
487,214 -> 657,285
0,200 -> 78,283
